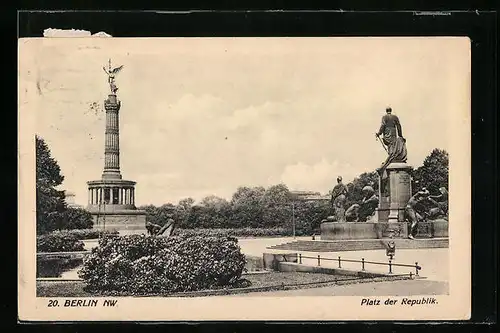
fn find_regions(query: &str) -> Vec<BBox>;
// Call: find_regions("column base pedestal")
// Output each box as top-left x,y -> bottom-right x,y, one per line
91,209 -> 147,236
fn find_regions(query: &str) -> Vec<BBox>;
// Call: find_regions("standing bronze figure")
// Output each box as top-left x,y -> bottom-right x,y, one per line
330,176 -> 348,222
375,107 -> 408,175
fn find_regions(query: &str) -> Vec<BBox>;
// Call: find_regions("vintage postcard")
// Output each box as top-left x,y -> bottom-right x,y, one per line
18,37 -> 471,321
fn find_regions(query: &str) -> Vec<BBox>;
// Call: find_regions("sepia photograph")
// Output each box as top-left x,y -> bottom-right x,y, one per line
18,36 -> 471,321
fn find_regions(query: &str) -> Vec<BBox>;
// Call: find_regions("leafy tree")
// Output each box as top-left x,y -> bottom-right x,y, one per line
200,195 -> 228,208
59,207 -> 94,230
294,199 -> 330,235
230,186 -> 265,228
412,149 -> 449,195
178,197 -> 195,211
174,197 -> 195,228
261,184 -> 292,228
186,205 -> 204,229
198,195 -> 231,228
139,203 -> 176,226
36,135 -> 67,234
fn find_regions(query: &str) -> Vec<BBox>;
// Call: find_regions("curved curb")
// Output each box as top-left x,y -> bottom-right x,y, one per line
37,274 -> 416,297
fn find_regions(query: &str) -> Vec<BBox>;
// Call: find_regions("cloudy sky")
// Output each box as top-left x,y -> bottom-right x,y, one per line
19,37 -> 470,206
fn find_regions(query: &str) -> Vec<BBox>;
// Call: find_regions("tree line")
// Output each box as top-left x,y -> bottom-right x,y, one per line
139,185 -> 331,234
36,134 -> 449,234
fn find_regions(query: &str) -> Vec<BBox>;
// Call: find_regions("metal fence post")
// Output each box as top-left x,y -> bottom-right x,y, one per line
317,255 -> 321,266
361,258 -> 365,271
415,262 -> 419,276
388,259 -> 393,274
338,256 -> 341,268
299,253 -> 302,264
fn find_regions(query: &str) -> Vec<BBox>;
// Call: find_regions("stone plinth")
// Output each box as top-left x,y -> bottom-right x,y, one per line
263,253 -> 298,270
321,220 -> 448,240
91,210 -> 147,235
376,162 -> 413,222
321,222 -> 382,240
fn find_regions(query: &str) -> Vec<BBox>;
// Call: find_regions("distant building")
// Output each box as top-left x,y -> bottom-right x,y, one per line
64,191 -> 83,209
290,190 -> 330,202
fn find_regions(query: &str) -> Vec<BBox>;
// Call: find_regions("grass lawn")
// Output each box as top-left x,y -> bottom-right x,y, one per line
243,272 -> 353,288
37,272 -> 358,297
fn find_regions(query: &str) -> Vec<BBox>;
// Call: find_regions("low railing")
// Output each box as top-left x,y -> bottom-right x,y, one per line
298,253 -> 421,277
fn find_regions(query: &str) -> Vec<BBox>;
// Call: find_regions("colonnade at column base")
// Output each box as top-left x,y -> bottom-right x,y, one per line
86,179 -> 138,207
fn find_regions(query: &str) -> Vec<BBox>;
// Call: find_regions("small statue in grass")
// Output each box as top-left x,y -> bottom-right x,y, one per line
145,218 -> 176,237
156,218 -> 176,237
146,221 -> 162,235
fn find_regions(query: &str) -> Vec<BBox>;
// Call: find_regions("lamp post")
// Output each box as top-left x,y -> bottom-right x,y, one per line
386,228 -> 396,260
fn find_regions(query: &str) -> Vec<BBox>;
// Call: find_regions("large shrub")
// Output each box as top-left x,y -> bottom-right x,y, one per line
78,234 -> 246,294
37,232 -> 85,252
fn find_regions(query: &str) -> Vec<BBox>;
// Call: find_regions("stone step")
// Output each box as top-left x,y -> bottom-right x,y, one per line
267,238 -> 449,252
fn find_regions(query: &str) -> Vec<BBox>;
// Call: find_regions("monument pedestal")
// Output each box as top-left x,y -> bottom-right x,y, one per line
91,210 -> 147,236
376,162 -> 413,223
320,220 -> 447,240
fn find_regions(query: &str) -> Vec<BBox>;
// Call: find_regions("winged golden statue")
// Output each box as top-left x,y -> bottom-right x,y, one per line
103,59 -> 124,94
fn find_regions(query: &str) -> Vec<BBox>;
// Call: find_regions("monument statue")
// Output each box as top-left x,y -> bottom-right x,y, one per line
357,186 -> 379,222
344,204 -> 359,222
146,218 -> 176,237
157,218 -> 176,237
429,187 -> 449,216
330,176 -> 348,222
319,106 -> 448,242
103,59 -> 124,94
375,107 -> 408,176
87,59 -> 147,234
405,187 -> 431,239
411,186 -> 448,222
146,222 -> 162,235
344,186 -> 379,222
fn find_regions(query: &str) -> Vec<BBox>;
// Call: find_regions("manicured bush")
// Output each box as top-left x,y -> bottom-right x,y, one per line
37,232 -> 85,252
173,227 -> 291,238
37,257 -> 83,278
78,234 -> 246,294
51,229 -> 119,240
